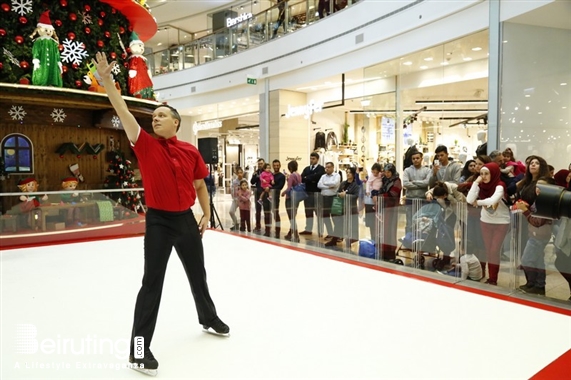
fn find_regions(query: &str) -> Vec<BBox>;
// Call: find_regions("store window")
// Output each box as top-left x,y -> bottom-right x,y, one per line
1,134 -> 34,174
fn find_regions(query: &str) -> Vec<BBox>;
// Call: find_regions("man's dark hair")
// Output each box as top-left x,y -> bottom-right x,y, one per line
435,145 -> 448,154
272,159 -> 281,165
157,104 -> 181,132
310,152 -> 319,159
411,151 -> 423,158
325,161 -> 334,167
257,158 -> 265,163
287,160 -> 298,172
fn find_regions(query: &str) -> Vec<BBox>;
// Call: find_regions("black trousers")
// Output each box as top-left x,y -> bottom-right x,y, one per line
264,189 -> 281,229
129,208 -> 217,354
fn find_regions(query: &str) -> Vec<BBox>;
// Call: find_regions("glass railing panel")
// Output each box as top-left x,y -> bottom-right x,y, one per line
0,189 -> 146,249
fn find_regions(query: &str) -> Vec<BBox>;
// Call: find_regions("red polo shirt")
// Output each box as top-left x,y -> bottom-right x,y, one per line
132,128 -> 209,212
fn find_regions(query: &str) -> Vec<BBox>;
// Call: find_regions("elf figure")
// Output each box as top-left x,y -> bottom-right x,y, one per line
127,32 -> 154,99
30,10 -> 63,87
61,177 -> 83,226
17,178 -> 48,230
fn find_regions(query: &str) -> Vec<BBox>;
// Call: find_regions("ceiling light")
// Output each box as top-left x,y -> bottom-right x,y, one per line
415,100 -> 488,105
157,42 -> 162,46
440,61 -> 449,66
561,83 -> 568,86
423,57 -> 433,61
360,99 -> 371,107
463,57 -> 472,61
471,47 -> 482,51
403,61 -> 412,66
420,65 -> 428,70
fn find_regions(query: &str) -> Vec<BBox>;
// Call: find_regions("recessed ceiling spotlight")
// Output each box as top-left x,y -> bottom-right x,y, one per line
561,83 -> 568,86
420,65 -> 428,69
423,57 -> 433,61
440,61 -> 449,66
471,47 -> 482,51
463,57 -> 472,61
403,61 -> 412,66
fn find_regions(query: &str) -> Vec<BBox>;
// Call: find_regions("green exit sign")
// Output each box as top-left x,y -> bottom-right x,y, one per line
247,78 -> 257,85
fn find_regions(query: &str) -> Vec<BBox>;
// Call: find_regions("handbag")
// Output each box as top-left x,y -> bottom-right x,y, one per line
290,183 -> 308,203
331,195 -> 344,216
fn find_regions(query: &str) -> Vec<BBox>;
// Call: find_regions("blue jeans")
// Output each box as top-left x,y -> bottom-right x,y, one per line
521,237 -> 549,288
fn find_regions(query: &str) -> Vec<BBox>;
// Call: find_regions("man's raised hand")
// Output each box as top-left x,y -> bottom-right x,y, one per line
93,51 -> 115,80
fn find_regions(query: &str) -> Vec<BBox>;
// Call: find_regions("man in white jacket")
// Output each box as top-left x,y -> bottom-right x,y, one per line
403,151 -> 431,233
317,162 -> 341,242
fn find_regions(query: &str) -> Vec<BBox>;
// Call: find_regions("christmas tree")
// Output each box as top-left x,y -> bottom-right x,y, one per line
0,0 -> 139,90
103,150 -> 144,212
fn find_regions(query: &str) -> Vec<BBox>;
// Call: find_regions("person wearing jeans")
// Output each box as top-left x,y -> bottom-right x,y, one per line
317,161 -> 341,242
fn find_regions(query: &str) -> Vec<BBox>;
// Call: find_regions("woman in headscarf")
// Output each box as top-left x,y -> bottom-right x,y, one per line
466,162 -> 511,285
378,163 -> 402,261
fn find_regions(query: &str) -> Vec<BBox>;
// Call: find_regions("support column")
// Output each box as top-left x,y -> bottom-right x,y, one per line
487,0 -> 502,151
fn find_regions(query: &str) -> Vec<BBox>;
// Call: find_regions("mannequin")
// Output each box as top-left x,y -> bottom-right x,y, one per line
475,130 -> 487,156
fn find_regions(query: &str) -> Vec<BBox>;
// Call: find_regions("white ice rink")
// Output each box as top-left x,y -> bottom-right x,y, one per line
2,231 -> 571,379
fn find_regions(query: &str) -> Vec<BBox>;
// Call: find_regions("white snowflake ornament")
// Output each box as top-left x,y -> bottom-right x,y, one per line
81,11 -> 92,25
11,0 -> 32,16
119,164 -> 124,169
123,181 -> 129,187
61,38 -> 89,65
51,108 -> 66,123
111,64 -> 121,75
111,115 -> 121,129
3,47 -> 20,67
8,105 -> 26,120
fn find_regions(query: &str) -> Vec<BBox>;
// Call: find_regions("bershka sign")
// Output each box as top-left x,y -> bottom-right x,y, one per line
284,100 -> 324,119
193,120 -> 222,135
226,13 -> 253,27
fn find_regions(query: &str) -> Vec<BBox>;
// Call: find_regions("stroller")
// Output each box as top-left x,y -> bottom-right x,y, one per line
395,201 -> 456,270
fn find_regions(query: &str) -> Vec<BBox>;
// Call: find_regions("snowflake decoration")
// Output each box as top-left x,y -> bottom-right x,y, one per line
111,64 -> 121,75
123,181 -> 129,187
8,105 -> 26,120
50,108 -> 67,123
119,164 -> 124,169
81,11 -> 92,25
3,47 -> 20,67
61,38 -> 89,65
111,115 -> 120,129
11,0 -> 32,16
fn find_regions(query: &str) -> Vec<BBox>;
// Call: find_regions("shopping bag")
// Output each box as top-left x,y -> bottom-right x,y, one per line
331,196 -> 344,216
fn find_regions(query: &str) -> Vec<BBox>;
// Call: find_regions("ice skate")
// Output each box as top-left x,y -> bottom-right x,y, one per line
129,349 -> 158,377
202,316 -> 230,337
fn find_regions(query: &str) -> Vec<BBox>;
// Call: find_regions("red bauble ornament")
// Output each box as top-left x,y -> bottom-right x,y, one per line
75,80 -> 82,88
20,61 -> 29,69
123,62 -> 128,68
111,8 -> 116,14
59,0 -> 67,6
104,31 -> 111,38
69,12 -> 77,21
0,62 -> 3,70
1,3 -> 10,12
97,40 -> 104,48
76,155 -> 81,158
62,65 -> 68,73
67,32 -> 75,40
15,35 -> 24,44
58,44 -> 63,51
100,11 -> 106,18
19,16 -> 27,24
109,52 -> 116,59
97,18 -> 103,26
93,155 -> 97,159
72,63 -> 78,70
121,52 -> 127,59
128,25 -> 133,32
54,19 -> 62,27
119,26 -> 125,34
85,27 -> 91,34
19,77 -> 29,85
0,28 -> 6,37
84,4 -> 90,11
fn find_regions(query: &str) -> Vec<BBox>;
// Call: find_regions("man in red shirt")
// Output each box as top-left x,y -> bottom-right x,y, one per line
94,52 -> 228,375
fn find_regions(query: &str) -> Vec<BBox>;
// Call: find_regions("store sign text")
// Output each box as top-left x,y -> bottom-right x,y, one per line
286,156 -> 302,162
284,100 -> 323,119
193,120 -> 222,135
227,13 -> 253,27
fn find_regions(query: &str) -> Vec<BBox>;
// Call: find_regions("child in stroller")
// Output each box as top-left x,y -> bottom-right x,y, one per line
396,200 -> 456,270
